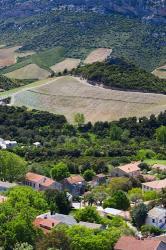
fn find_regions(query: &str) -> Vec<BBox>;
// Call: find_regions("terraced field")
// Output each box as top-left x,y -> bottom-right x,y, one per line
84,48 -> 112,64
11,76 -> 166,123
5,64 -> 51,80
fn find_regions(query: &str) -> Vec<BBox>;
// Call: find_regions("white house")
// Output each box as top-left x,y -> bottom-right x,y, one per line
146,207 -> 166,228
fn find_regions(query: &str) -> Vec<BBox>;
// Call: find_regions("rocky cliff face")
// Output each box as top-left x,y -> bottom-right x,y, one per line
106,0 -> 166,19
0,0 -> 165,22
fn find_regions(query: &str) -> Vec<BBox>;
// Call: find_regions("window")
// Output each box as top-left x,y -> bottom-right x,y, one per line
152,219 -> 155,223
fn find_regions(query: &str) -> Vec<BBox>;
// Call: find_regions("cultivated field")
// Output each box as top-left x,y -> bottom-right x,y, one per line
0,45 -> 35,68
51,58 -> 81,73
153,65 -> 166,79
0,46 -> 21,68
11,76 -> 166,123
84,48 -> 112,64
5,64 -> 51,80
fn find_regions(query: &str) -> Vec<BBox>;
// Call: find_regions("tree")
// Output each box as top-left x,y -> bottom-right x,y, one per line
110,125 -> 123,141
74,113 -> 85,126
51,162 -> 70,181
138,162 -> 150,171
0,151 -> 27,182
74,207 -> 101,223
156,126 -> 166,146
93,161 -> 108,174
103,191 -> 130,210
83,169 -> 95,181
108,177 -> 132,193
36,226 -> 71,250
131,203 -> 148,228
45,190 -> 71,215
143,190 -> 158,201
141,224 -> 163,236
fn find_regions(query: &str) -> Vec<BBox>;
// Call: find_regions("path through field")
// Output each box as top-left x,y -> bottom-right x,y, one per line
11,76 -> 166,123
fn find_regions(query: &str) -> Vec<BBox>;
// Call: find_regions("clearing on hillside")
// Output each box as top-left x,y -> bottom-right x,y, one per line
84,48 -> 112,64
153,65 -> 166,79
0,46 -> 21,68
11,76 -> 166,123
51,58 -> 81,73
5,64 -> 51,80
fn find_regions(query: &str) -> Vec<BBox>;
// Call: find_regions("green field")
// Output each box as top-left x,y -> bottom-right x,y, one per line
144,159 -> 166,166
0,47 -> 66,74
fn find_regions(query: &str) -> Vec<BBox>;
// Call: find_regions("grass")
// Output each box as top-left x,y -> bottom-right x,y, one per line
144,159 -> 166,166
11,76 -> 166,123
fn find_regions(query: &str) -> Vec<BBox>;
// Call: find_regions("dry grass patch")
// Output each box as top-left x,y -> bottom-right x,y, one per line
12,76 -> 166,123
51,58 -> 81,73
153,65 -> 166,79
5,64 -> 51,80
84,48 -> 112,64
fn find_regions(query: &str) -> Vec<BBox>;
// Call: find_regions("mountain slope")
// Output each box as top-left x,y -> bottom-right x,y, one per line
0,11 -> 165,71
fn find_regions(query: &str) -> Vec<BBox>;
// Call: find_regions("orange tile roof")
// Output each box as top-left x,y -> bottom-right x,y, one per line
114,236 -> 163,250
26,172 -> 55,187
142,179 -> 166,190
152,164 -> 166,171
66,175 -> 84,184
33,218 -> 61,233
142,174 -> 156,182
118,162 -> 140,173
26,172 -> 44,183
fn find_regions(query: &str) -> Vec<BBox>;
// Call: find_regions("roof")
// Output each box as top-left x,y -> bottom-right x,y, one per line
0,181 -> 17,189
152,164 -> 166,171
78,221 -> 103,229
65,175 -> 84,184
114,236 -> 164,250
118,162 -> 140,173
103,208 -> 130,220
33,218 -> 61,233
25,172 -> 55,187
37,212 -> 77,226
148,207 -> 166,218
142,179 -> 166,190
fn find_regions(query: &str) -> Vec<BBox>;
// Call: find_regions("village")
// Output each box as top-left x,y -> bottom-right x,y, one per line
1,141 -> 166,250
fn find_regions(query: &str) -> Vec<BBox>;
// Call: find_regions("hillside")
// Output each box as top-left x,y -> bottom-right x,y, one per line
0,11 -> 165,71
74,59 -> 166,94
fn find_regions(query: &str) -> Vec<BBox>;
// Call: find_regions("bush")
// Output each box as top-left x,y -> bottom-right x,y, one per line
141,224 -> 163,236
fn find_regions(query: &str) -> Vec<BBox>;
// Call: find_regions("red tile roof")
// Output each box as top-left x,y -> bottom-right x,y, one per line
26,172 -> 44,183
114,236 -> 164,250
118,162 -> 140,174
66,175 -> 84,184
152,164 -> 166,171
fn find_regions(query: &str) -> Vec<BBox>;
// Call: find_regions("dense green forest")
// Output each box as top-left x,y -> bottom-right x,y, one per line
74,59 -> 166,93
0,75 -> 33,91
0,11 -> 165,71
0,106 -> 165,176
